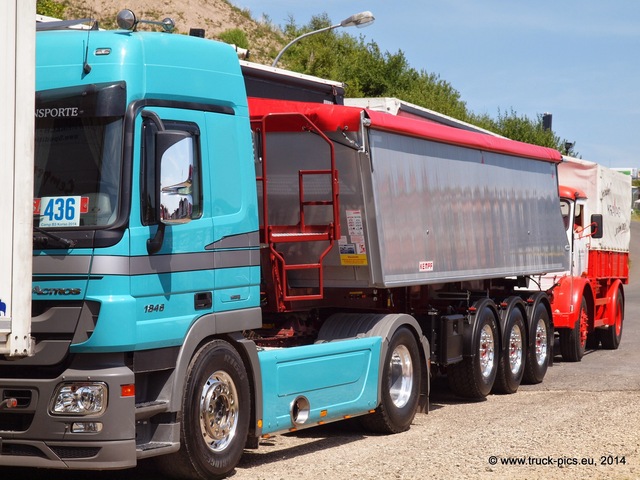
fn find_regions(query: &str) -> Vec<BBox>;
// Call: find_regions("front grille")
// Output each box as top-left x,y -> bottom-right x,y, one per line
31,300 -> 83,318
3,389 -> 32,407
0,301 -> 99,374
0,412 -> 34,432
0,442 -> 45,458
50,446 -> 101,459
1,388 -> 35,432
0,443 -> 100,459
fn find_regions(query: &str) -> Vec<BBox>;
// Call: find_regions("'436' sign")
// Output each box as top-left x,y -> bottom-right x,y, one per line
34,196 -> 89,227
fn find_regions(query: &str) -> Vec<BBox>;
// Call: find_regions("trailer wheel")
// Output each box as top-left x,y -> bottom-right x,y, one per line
448,307 -> 498,399
599,289 -> 624,350
560,297 -> 588,362
159,340 -> 250,480
360,327 -> 420,434
493,308 -> 526,394
522,303 -> 551,384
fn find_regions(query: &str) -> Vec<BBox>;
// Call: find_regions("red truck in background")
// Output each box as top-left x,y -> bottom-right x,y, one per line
546,156 -> 631,361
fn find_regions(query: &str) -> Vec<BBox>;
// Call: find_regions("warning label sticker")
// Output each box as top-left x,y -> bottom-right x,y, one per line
346,209 -> 364,236
341,210 -> 368,265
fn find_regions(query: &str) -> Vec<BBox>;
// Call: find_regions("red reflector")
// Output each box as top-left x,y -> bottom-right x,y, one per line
121,384 -> 135,397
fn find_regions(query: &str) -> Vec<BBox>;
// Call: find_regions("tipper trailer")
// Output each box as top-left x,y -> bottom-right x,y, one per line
1,10 -> 576,479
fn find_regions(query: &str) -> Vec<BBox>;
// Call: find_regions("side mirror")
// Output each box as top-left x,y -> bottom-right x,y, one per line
590,213 -> 603,239
145,127 -> 195,255
157,131 -> 194,225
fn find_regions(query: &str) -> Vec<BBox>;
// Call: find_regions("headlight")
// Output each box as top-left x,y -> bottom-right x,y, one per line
50,382 -> 108,415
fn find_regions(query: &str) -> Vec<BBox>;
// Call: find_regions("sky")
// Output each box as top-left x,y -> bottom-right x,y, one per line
233,1 -> 639,169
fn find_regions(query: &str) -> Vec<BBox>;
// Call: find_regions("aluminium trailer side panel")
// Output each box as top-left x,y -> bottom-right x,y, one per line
558,156 -> 631,253
362,129 -> 569,286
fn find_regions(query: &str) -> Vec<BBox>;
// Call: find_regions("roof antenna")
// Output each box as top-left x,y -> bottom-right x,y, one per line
82,38 -> 91,75
82,12 -> 97,76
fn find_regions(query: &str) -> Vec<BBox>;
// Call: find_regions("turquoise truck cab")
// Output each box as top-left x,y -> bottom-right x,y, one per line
34,28 -> 261,350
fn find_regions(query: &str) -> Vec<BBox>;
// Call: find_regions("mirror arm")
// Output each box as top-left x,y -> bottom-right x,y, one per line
141,109 -> 168,255
141,110 -> 165,130
147,223 -> 166,255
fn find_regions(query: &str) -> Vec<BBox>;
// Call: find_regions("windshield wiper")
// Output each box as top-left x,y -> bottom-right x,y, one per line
33,227 -> 77,249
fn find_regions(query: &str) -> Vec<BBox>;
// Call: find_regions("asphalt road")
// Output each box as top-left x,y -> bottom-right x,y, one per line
4,221 -> 639,479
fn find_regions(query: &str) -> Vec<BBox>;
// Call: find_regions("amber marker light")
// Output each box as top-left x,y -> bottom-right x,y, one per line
121,384 -> 135,397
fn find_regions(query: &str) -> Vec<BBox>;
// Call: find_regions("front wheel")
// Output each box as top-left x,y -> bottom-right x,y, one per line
560,297 -> 588,362
360,327 -> 421,434
599,289 -> 624,349
158,340 -> 250,480
448,307 -> 498,399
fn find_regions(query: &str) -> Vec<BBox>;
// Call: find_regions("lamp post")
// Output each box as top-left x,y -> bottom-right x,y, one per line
271,11 -> 375,68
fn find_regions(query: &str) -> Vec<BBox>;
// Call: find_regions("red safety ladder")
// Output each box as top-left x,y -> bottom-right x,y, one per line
252,112 -> 340,312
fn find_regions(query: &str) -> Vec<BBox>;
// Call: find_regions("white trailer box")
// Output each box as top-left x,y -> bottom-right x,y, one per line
558,156 -> 631,253
0,0 -> 35,356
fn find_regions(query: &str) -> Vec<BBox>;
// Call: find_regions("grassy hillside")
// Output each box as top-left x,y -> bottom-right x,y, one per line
38,0 -> 285,65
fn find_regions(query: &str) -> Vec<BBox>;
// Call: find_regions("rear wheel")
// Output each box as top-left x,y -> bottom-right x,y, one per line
522,303 -> 551,384
586,332 -> 600,350
560,297 -> 588,362
360,327 -> 420,434
448,307 -> 498,399
158,340 -> 250,480
600,290 -> 624,349
493,308 -> 526,394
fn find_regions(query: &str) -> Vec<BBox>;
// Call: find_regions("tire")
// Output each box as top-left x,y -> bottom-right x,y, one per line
586,332 -> 600,350
559,297 -> 588,362
448,307 -> 498,399
522,303 -> 551,384
158,340 -> 250,480
359,327 -> 421,434
599,289 -> 624,349
493,307 -> 526,394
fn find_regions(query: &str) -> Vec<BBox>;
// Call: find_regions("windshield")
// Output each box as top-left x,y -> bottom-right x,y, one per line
34,116 -> 122,228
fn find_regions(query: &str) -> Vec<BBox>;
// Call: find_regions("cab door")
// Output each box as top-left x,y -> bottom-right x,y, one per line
128,106 -> 214,349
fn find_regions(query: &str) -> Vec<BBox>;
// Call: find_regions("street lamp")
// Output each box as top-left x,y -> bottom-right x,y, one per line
271,11 -> 375,68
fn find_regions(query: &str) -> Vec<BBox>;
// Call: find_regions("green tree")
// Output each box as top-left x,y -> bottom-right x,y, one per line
470,108 -> 577,154
278,15 -> 469,119
218,28 -> 249,50
36,0 -> 65,18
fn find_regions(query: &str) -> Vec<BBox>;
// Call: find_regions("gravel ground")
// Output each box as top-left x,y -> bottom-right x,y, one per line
229,387 -> 639,480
